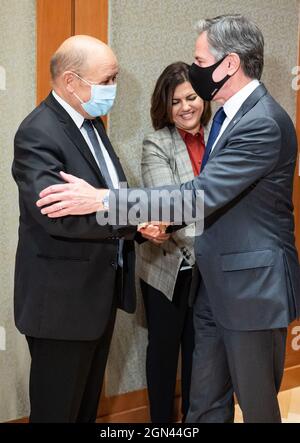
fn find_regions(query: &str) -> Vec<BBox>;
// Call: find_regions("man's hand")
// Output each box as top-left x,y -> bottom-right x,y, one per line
36,171 -> 108,217
138,223 -> 170,245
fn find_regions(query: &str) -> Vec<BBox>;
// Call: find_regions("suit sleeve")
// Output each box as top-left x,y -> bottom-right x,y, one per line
112,117 -> 282,223
180,116 -> 282,219
12,125 -> 128,240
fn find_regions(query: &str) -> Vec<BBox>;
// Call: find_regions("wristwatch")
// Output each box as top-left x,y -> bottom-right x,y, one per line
102,190 -> 110,210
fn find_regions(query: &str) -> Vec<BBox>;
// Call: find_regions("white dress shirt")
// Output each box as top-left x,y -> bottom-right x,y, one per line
52,90 -> 120,188
211,79 -> 260,153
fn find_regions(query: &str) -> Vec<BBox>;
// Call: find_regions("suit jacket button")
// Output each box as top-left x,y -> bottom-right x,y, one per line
111,261 -> 117,269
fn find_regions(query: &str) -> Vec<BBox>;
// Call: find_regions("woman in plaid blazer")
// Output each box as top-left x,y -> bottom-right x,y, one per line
136,62 -> 211,422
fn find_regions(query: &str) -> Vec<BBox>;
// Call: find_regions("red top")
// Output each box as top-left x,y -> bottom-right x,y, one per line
178,126 -> 205,176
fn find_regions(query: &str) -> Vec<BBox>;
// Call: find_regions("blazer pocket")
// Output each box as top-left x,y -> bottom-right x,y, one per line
221,249 -> 274,272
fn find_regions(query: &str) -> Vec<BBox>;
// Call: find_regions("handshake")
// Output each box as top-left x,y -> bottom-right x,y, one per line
137,222 -> 171,245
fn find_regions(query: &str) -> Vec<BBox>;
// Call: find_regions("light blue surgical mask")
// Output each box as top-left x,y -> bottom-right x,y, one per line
72,73 -> 117,117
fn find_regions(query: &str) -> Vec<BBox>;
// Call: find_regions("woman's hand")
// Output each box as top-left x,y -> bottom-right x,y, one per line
138,223 -> 170,245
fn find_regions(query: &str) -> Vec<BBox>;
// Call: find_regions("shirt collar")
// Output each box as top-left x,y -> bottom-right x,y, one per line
223,79 -> 260,120
52,90 -> 85,129
178,125 -> 204,142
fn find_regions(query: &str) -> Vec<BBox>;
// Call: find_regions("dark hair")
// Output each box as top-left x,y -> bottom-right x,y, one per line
150,61 -> 211,130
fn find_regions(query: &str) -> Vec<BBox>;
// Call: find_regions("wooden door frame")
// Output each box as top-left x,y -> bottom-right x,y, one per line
36,0 -> 108,104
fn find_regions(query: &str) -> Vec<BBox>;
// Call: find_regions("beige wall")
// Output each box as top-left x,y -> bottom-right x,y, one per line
106,0 -> 300,396
0,0 -> 36,421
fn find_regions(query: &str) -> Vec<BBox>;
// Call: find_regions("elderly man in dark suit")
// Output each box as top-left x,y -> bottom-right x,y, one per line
12,35 -> 152,423
37,16 -> 300,423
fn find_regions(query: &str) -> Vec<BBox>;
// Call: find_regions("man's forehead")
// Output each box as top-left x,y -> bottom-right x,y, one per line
194,32 -> 213,60
90,56 -> 118,71
195,32 -> 208,51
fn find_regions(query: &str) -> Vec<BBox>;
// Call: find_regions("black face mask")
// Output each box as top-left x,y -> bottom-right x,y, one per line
189,55 -> 231,101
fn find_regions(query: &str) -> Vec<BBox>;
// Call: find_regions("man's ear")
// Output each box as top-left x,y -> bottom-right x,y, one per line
63,71 -> 76,93
227,53 -> 241,75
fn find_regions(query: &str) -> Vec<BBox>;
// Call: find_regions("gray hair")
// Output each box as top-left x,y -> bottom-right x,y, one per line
195,14 -> 264,79
50,48 -> 87,81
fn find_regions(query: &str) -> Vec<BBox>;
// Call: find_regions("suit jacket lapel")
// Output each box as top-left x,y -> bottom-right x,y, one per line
44,93 -> 127,185
171,127 -> 195,182
209,83 -> 268,162
45,93 -> 102,178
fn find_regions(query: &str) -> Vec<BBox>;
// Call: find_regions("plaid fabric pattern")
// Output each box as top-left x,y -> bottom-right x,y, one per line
136,126 -> 200,300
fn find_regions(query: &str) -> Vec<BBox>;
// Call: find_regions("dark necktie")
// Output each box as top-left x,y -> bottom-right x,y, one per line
82,119 -> 124,267
82,119 -> 114,188
201,107 -> 227,171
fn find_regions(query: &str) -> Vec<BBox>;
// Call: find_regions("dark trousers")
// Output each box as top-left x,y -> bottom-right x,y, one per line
141,269 -> 194,423
26,303 -> 116,423
186,283 -> 287,423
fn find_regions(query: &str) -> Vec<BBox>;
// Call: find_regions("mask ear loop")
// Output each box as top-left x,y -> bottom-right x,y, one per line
72,72 -> 99,86
70,72 -> 92,104
72,72 -> 87,84
72,91 -> 85,104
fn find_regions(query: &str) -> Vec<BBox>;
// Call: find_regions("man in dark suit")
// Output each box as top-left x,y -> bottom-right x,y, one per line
12,35 -> 144,423
36,16 -> 300,422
